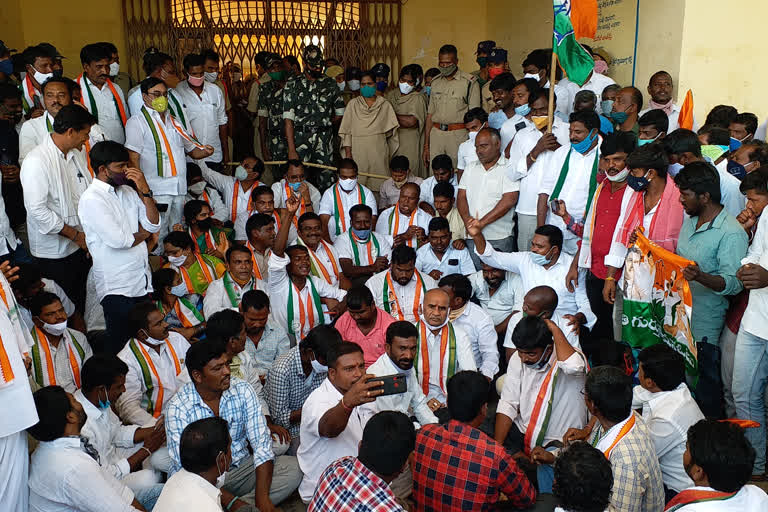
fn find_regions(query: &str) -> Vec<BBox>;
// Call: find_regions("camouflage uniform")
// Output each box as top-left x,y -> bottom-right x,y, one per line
257,79 -> 288,180
282,45 -> 345,192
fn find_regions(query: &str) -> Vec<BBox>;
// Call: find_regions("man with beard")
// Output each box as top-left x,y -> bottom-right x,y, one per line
468,264 -> 523,333
333,204 -> 392,283
240,290 -> 290,382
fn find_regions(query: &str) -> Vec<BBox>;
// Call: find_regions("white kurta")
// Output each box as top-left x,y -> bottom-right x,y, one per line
366,269 -> 437,323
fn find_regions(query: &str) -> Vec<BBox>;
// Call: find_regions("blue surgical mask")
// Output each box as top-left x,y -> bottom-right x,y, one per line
514,103 -> 531,117
361,85 -> 376,98
98,386 -> 111,410
289,182 -> 302,192
524,345 -> 553,371
600,99 -> 614,115
170,281 -> 188,297
730,136 -> 744,152
234,165 -> 249,181
530,247 -> 553,266
424,85 -> 431,97
627,171 -> 651,191
488,110 -> 508,129
571,130 -> 597,154
727,160 -> 747,180
351,227 -> 371,240
610,110 -> 629,124
667,162 -> 684,177
375,81 -> 388,92
638,133 -> 660,147
0,59 -> 12,76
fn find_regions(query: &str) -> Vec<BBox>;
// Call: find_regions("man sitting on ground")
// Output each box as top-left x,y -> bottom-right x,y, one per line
334,204 -> 392,283
203,245 -> 262,318
334,285 -> 395,367
416,217 -> 475,279
552,442 -> 613,512
240,290 -> 290,382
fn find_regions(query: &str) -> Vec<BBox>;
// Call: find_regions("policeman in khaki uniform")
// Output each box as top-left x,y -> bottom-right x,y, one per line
283,44 -> 345,192
257,53 -> 289,180
470,40 -> 495,89
481,48 -> 509,114
423,44 -> 481,170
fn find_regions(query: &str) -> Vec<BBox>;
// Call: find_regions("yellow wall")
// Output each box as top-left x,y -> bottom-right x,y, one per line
0,0 -> 25,51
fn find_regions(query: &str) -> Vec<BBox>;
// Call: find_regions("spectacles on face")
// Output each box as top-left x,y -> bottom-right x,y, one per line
147,91 -> 168,98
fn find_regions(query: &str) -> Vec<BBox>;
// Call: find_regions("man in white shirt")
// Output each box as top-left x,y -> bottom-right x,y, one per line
27,386 -> 145,512
521,49 -> 572,120
562,67 -> 616,115
420,154 -> 460,211
174,53 -> 228,171
334,204 -> 392,283
116,301 -> 191,428
203,245 -> 262,318
468,266 -> 524,333
318,158 -> 377,243
672,419 -> 768,511
296,212 -> 343,287
244,212 -> 275,282
367,245 -> 437,323
499,78 -> 538,152
12,264 -> 80,333
376,183 -> 431,248
185,162 -> 227,223
124,77 -> 214,246
457,127 -> 519,264
78,141 -> 161,353
272,159 -> 321,213
454,110 -> 485,178
240,290 -> 290,381
416,217 -> 475,279
639,71 -> 686,132
237,185 -> 299,243
297,341 -> 383,502
21,104 -> 95,313
536,110 -> 602,255
438,273 -> 498,380
76,43 -> 128,144
634,344 -> 704,496
126,51 -> 187,125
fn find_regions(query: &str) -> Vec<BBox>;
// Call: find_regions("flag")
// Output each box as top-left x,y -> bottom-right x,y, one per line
679,89 -> 694,130
553,0 -> 597,87
621,231 -> 698,376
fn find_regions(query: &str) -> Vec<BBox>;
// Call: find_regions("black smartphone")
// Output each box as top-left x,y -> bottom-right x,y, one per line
368,374 -> 407,396
157,203 -> 169,213
448,258 -> 459,266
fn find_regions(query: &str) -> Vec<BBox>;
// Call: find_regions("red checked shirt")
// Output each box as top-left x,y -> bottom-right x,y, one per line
413,420 -> 536,511
308,456 -> 403,512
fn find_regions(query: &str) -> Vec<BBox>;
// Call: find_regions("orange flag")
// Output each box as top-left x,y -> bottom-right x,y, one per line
678,89 -> 694,130
571,0 -> 598,39
719,419 -> 761,429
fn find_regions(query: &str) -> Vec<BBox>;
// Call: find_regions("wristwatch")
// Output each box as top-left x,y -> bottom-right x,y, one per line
140,189 -> 153,198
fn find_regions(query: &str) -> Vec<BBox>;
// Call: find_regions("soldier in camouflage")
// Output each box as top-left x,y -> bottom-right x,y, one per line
283,44 -> 345,192
257,53 -> 289,181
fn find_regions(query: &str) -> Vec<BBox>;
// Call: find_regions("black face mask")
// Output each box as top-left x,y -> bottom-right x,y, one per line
197,218 -> 213,232
309,68 -> 324,79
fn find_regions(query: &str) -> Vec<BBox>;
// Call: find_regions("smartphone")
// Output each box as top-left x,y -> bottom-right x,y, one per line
157,203 -> 169,213
448,258 -> 459,266
368,374 -> 407,396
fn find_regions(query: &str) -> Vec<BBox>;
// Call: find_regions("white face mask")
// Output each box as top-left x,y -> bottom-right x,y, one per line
348,79 -> 361,91
215,452 -> 228,488
42,320 -> 68,336
339,178 -> 357,191
523,72 -> 541,82
141,330 -> 166,346
170,282 -> 188,297
33,68 -> 53,85
109,62 -> 120,76
310,358 -> 328,374
606,167 -> 630,182
421,311 -> 449,330
168,254 -> 187,267
399,82 -> 414,95
468,130 -> 479,141
337,81 -> 346,92
234,165 -> 249,181
204,71 -> 218,83
188,181 -> 206,195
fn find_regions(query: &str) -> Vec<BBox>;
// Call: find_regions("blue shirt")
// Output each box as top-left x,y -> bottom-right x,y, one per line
676,208 -> 748,344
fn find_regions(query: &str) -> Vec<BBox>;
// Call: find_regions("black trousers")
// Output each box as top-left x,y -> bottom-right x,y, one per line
36,249 -> 90,313
583,271 -> 616,358
102,294 -> 151,354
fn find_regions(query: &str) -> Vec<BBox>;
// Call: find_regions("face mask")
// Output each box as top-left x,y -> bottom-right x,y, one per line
33,68 -> 53,85
151,96 -> 168,113
399,82 -> 414,95
42,320 -> 68,336
142,334 -> 166,346
476,57 -> 488,68
532,116 -> 549,130
727,160 -> 748,180
421,311 -> 449,330
488,110 -> 508,129
215,452 -> 228,488
269,71 -> 285,81
311,358 -> 328,374
234,165 -> 249,181
188,181 -> 206,195
627,171 -> 651,191
232,72 -> 242,82
196,218 -> 213,232
571,131 -> 597,154
530,247 -> 553,266
593,60 -> 609,74
730,136 -> 744,152
98,386 -> 111,410
600,99 -> 614,115
168,254 -> 187,267
348,79 -> 361,91
109,62 -> 120,76
204,71 -> 218,83
309,69 -> 324,79
424,85 -> 431,97
337,81 -> 346,91
289,181 -> 302,192
701,144 -> 729,162
610,110 -> 629,124
439,64 -> 457,77
339,178 -> 358,191
392,177 -> 407,188
523,72 -> 541,82
170,281 -> 188,297
107,170 -> 130,187
360,85 -> 376,98
0,60 -> 13,76
637,137 -> 655,147
667,162 -> 684,177
351,227 -> 371,240
468,130 -> 479,142
376,81 -> 388,92
188,75 -> 205,87
515,103 -> 531,117
524,345 -> 552,371
488,67 -> 504,80
606,167 -> 630,182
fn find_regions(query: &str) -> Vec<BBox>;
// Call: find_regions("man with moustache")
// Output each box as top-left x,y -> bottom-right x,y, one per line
296,212 -> 343,288
375,183 -> 431,248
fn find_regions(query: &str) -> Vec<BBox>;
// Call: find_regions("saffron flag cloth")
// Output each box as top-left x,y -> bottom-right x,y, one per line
621,231 -> 697,375
553,0 -> 597,87
678,89 -> 694,130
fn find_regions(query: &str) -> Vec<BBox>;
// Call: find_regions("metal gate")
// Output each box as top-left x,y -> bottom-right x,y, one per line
122,0 -> 402,81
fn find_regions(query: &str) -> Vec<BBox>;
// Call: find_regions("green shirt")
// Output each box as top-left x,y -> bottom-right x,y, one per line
281,75 -> 345,129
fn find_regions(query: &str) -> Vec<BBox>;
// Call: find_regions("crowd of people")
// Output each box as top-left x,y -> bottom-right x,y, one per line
1,33 -> 768,512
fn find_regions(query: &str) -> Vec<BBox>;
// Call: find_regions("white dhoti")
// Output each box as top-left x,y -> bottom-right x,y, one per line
0,431 -> 29,512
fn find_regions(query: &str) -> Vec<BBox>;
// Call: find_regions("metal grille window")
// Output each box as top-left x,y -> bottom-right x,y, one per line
122,0 -> 401,81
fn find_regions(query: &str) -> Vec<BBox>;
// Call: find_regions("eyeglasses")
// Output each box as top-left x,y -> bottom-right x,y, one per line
147,91 -> 168,98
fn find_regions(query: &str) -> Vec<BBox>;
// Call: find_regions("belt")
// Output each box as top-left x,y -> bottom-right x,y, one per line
432,122 -> 466,131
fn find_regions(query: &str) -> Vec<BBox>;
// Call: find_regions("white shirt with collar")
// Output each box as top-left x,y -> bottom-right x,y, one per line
632,383 -> 705,493
0,301 -> 38,438
451,301 -> 499,379
300,237 -> 342,287
417,320 -> 476,403
154,468 -> 222,512
366,269 -> 437,324
504,311 -> 580,350
298,377 -> 378,502
639,103 -> 687,132
476,244 -> 597,329
415,243 -> 475,276
457,137 -> 479,171
20,135 -> 93,259
272,179 -> 321,212
127,86 -> 191,130
28,436 -> 138,512
420,175 -> 459,206
367,352 -> 438,426
19,111 -> 110,164
174,80 -> 228,163
562,73 -> 617,115
78,75 -> 127,143
30,328 -> 93,393
499,114 -> 532,152
375,205 -> 432,247
468,270 -> 524,325
670,485 -> 768,511
318,182 -> 378,242
458,154 -> 520,240
334,230 -> 393,265
741,211 -> 768,339
78,179 -> 161,302
202,273 -> 264,319
116,332 -> 192,427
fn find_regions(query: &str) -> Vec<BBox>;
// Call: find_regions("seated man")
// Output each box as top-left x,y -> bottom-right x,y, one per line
468,264 -> 523,334
419,154 -> 460,212
413,371 -> 536,511
375,183 -> 431,248
634,344 -> 704,497
12,263 -> 80,332
297,341 -> 383,503
296,212 -> 343,287
416,217 -> 475,279
240,290 -> 290,382
552,442 -> 613,512
244,213 -> 276,281
432,181 -> 466,243
368,321 -> 438,426
203,245 -> 263,318
414,289 -> 476,420
116,302 -> 191,427
438,273 -> 499,380
309,411 -> 416,511
495,316 -> 587,493
585,366 -> 664,511
164,231 -> 225,298
668,419 -> 768,510
366,245 -> 437,323
265,325 -> 342,451
268,194 -> 347,341
334,285 -> 395,367
29,292 -> 93,392
74,355 -> 165,499
166,339 -> 301,510
271,159 -> 321,214
199,155 -> 265,237
334,204 -> 393,283
184,162 -> 227,224
318,158 -> 377,243
241,185 -> 298,244
378,156 -> 423,211
27,386 -> 146,512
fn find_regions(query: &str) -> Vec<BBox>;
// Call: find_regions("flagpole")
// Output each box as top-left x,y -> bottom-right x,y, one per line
547,51 -> 558,134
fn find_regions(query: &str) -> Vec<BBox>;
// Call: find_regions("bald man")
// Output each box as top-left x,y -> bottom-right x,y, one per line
375,183 -> 432,248
610,86 -> 643,135
414,288 -> 476,422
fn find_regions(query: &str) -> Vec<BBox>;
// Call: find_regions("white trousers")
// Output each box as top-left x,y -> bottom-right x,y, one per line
0,431 -> 29,512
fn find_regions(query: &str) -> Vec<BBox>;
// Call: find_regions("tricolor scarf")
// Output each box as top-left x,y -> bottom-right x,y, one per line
591,413 -> 637,459
348,230 -> 381,266
0,331 -> 14,388
157,298 -> 204,328
140,105 -> 204,178
128,338 -> 181,418
30,327 -> 86,388
177,254 -> 218,296
223,272 -> 256,307
522,356 -> 560,455
550,147 -> 600,221
333,183 -> 366,236
382,270 -> 426,321
413,320 -> 456,396
664,489 -> 737,511
246,242 -> 268,280
76,74 -> 128,126
298,238 -> 340,285
167,89 -> 191,132
387,204 -> 418,247
286,278 -> 324,338
21,74 -> 40,114
231,180 -> 261,223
